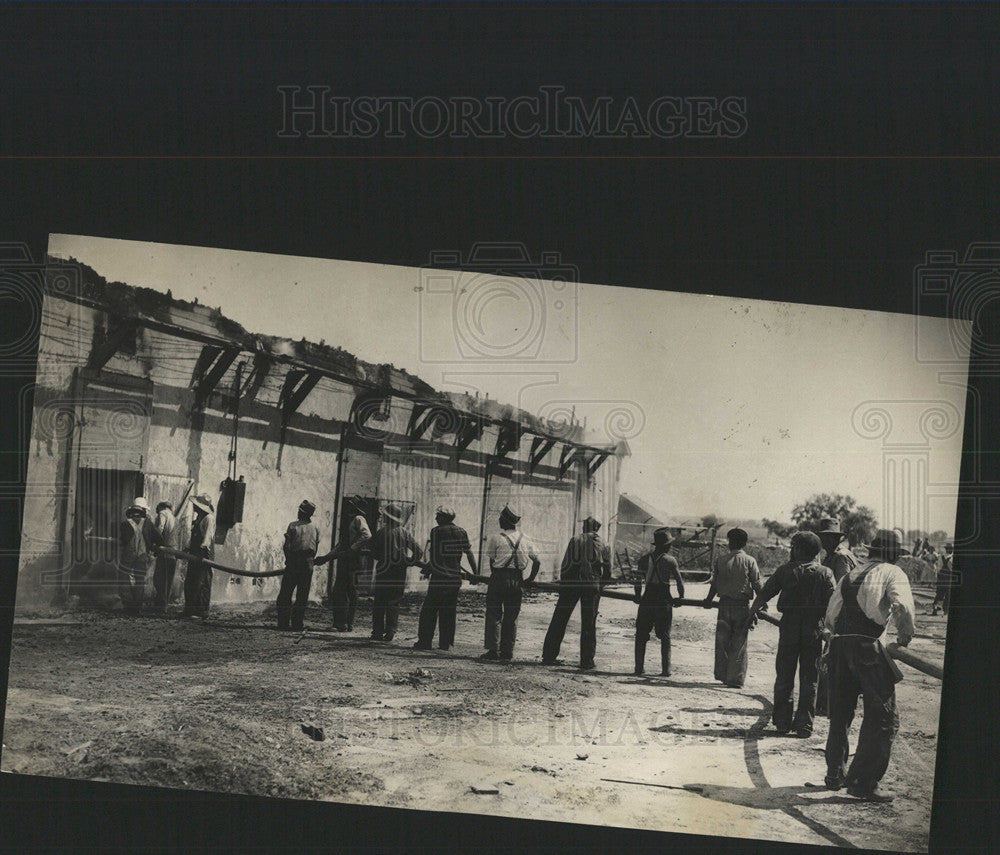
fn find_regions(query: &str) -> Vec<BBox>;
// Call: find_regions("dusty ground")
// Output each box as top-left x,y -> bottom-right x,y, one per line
2,582 -> 946,851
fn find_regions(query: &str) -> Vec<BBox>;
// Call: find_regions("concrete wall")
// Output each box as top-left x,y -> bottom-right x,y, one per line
17,293 -> 624,611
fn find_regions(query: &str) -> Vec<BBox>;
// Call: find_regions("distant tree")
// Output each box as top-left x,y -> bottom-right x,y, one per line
792,493 -> 878,547
700,514 -> 723,530
929,529 -> 949,543
762,518 -> 796,545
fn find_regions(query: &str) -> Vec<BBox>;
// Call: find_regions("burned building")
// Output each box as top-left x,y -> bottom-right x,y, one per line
15,259 -> 628,610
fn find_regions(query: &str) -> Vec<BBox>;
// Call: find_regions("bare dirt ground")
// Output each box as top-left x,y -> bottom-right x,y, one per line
2,582 -> 946,851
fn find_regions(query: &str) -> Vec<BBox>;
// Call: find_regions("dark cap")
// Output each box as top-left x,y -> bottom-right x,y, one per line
299,499 -> 316,517
791,530 -> 822,559
582,516 -> 601,532
499,504 -> 521,527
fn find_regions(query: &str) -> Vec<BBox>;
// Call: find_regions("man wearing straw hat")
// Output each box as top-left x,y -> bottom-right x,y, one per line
118,496 -> 163,613
821,528 -> 916,802
354,503 -> 423,642
632,527 -> 685,677
276,500 -> 321,632
541,516 -> 612,670
413,506 -> 477,651
182,493 -> 216,619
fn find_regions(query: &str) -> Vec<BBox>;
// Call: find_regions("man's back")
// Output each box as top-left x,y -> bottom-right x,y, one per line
430,523 -> 471,572
713,549 -> 760,599
285,519 -> 320,555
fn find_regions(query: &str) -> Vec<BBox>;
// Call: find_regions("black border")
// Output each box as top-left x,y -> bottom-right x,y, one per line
2,3 -> 999,853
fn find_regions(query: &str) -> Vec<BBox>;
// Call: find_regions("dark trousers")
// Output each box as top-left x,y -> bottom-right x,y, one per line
484,570 -> 522,657
331,555 -> 359,629
182,559 -> 213,617
815,651 -> 830,717
152,555 -> 177,610
417,577 -> 461,648
277,555 -> 314,630
372,570 -> 406,639
714,597 -> 751,687
825,636 -> 900,792
119,559 -> 150,611
635,598 -> 673,675
773,617 -> 823,733
542,581 -> 601,668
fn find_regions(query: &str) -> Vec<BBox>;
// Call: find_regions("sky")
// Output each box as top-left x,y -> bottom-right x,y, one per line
48,234 -> 971,535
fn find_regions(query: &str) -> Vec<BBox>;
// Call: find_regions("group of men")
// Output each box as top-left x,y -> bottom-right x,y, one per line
115,492 -> 217,617
692,519 -> 920,802
117,489 -> 929,803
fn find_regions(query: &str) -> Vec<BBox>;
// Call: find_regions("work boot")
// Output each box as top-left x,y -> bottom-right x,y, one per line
413,641 -> 432,650
634,640 -> 646,676
479,650 -> 499,661
660,645 -> 671,678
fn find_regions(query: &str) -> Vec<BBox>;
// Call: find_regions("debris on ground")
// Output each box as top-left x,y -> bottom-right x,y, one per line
301,724 -> 325,742
576,753 -> 589,761
62,740 -> 92,756
470,785 -> 500,795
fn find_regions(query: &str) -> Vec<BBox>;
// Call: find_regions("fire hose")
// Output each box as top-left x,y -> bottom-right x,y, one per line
467,575 -> 942,680
159,552 -> 943,680
157,546 -> 287,578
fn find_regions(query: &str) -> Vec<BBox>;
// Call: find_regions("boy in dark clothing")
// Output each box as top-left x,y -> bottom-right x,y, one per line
749,531 -> 836,737
633,527 -> 685,676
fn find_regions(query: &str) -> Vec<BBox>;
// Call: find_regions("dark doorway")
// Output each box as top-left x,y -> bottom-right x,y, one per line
70,467 -> 145,596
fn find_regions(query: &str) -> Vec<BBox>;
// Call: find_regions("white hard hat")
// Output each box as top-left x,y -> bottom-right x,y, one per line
131,497 -> 150,511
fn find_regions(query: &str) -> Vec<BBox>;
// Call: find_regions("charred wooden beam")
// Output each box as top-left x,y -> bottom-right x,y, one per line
528,436 -> 556,475
495,421 -> 521,458
87,318 -> 138,371
281,369 -> 322,421
587,451 -> 610,479
240,353 -> 272,405
558,444 -> 584,480
455,415 -> 484,453
195,347 -> 240,409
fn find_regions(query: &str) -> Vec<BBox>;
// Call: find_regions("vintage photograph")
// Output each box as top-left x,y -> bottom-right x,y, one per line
2,233 -> 970,851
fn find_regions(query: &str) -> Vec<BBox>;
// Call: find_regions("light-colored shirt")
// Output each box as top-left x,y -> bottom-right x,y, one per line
711,550 -> 761,600
487,530 -> 539,572
284,519 -> 320,555
348,514 -> 371,547
189,513 -> 215,559
824,560 -> 917,640
155,509 -> 177,549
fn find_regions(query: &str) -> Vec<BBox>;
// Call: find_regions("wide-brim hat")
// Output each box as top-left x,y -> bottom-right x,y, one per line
867,528 -> 902,558
435,505 -> 456,521
381,503 -> 407,524
582,516 -> 601,532
499,504 -> 521,526
191,494 -> 215,514
129,496 -> 150,512
299,499 -> 316,517
817,518 -> 846,540
652,527 -> 674,547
